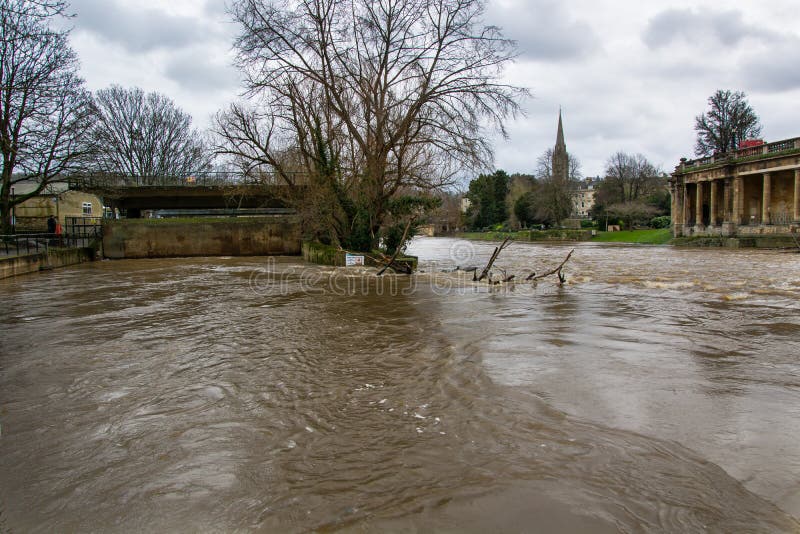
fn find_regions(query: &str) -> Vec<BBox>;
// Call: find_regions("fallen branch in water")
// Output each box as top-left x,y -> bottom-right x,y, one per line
497,268 -> 515,283
377,220 -> 413,276
525,249 -> 574,285
476,237 -> 512,282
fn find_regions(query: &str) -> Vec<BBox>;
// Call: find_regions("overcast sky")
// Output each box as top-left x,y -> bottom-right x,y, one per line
64,0 -> 800,179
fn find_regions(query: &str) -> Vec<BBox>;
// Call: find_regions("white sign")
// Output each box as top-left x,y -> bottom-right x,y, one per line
345,253 -> 365,266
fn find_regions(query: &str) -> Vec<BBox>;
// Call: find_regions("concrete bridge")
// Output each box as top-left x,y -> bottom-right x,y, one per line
670,136 -> 800,238
69,174 -> 302,217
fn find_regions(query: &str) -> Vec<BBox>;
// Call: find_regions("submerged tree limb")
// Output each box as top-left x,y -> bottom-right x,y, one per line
526,249 -> 574,283
476,237 -> 512,282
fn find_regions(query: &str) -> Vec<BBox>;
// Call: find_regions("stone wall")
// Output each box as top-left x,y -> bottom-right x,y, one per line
0,247 -> 96,280
102,217 -> 302,259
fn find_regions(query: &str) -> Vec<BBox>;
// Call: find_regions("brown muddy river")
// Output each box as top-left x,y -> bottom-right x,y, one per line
1,237 -> 799,532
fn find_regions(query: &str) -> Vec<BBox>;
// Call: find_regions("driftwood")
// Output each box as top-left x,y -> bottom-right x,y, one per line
377,220 -> 413,276
497,269 -> 515,283
475,237 -> 511,282
526,249 -> 574,284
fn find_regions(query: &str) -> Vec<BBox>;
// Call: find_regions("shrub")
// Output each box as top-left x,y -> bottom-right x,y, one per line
650,216 -> 672,229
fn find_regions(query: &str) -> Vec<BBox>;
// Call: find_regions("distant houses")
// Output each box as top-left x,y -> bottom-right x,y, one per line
571,177 -> 599,219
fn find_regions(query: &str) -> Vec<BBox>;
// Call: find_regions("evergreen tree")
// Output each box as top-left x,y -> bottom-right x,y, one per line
695,90 -> 762,156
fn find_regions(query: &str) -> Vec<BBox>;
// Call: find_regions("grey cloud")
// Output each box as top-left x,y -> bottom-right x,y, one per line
740,38 -> 800,92
487,1 -> 600,61
643,8 -> 776,49
164,51 -> 241,94
69,0 -> 212,52
204,0 -> 231,17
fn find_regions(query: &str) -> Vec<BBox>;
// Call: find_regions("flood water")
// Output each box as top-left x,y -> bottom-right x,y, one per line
1,237 -> 799,532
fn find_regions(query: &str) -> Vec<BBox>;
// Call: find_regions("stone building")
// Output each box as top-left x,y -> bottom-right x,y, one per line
670,137 -> 800,237
571,177 -> 598,219
11,180 -> 103,231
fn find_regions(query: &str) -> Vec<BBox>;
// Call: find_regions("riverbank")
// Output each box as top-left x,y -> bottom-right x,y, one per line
457,228 -> 673,245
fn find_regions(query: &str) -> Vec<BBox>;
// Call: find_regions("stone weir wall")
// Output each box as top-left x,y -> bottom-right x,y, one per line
103,217 -> 302,259
0,248 -> 96,280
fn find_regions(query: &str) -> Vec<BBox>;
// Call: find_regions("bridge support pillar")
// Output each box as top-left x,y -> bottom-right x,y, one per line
762,173 -> 772,225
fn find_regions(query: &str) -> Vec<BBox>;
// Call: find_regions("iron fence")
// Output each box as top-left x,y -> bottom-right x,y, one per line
1,233 -> 59,256
2,218 -> 102,256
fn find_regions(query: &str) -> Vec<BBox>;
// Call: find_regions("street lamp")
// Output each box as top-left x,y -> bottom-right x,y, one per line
10,186 -> 15,232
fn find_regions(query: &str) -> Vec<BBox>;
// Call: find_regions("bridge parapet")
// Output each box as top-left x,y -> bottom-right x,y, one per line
67,171 -> 310,190
678,136 -> 800,173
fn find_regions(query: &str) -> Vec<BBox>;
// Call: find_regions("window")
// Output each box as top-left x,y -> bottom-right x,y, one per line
82,202 -> 93,215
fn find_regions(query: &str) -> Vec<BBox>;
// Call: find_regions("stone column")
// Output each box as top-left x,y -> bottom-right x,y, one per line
721,178 -> 734,236
696,181 -> 704,228
723,179 -> 732,222
671,182 -> 682,236
794,169 -> 800,222
709,180 -> 718,226
762,173 -> 771,225
683,184 -> 689,226
733,176 -> 743,225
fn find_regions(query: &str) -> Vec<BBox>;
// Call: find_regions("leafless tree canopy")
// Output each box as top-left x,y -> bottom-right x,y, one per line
0,0 -> 93,231
90,85 -> 212,184
534,147 -> 581,182
216,0 -> 525,248
604,152 -> 661,203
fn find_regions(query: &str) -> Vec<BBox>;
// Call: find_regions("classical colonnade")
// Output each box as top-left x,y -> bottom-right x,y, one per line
673,169 -> 800,233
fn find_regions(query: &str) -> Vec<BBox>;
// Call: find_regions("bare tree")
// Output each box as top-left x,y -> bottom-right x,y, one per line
216,0 -> 525,250
695,90 -> 762,156
89,86 -> 212,185
534,148 -> 581,182
0,0 -> 94,232
603,152 -> 661,203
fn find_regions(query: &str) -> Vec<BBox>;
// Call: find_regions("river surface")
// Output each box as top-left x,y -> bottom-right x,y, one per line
1,237 -> 799,532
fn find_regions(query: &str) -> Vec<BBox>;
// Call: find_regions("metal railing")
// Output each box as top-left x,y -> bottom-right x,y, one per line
1,233 -> 60,256
2,218 -> 102,256
66,170 -> 310,189
64,217 -> 103,247
771,211 -> 794,225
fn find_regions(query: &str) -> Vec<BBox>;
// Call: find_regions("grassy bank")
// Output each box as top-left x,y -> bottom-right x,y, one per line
457,228 -> 673,245
590,228 -> 672,244
457,231 -> 529,241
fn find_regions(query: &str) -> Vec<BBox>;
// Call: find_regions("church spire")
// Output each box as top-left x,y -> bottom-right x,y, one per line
555,108 -> 566,152
552,108 -> 568,181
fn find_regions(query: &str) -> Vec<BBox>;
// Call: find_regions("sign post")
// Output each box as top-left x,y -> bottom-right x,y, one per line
345,253 -> 365,267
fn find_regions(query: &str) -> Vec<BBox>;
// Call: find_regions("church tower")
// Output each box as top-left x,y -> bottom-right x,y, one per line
552,109 -> 569,182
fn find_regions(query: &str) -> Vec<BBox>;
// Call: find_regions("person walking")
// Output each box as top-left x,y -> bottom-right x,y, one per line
47,215 -> 56,234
